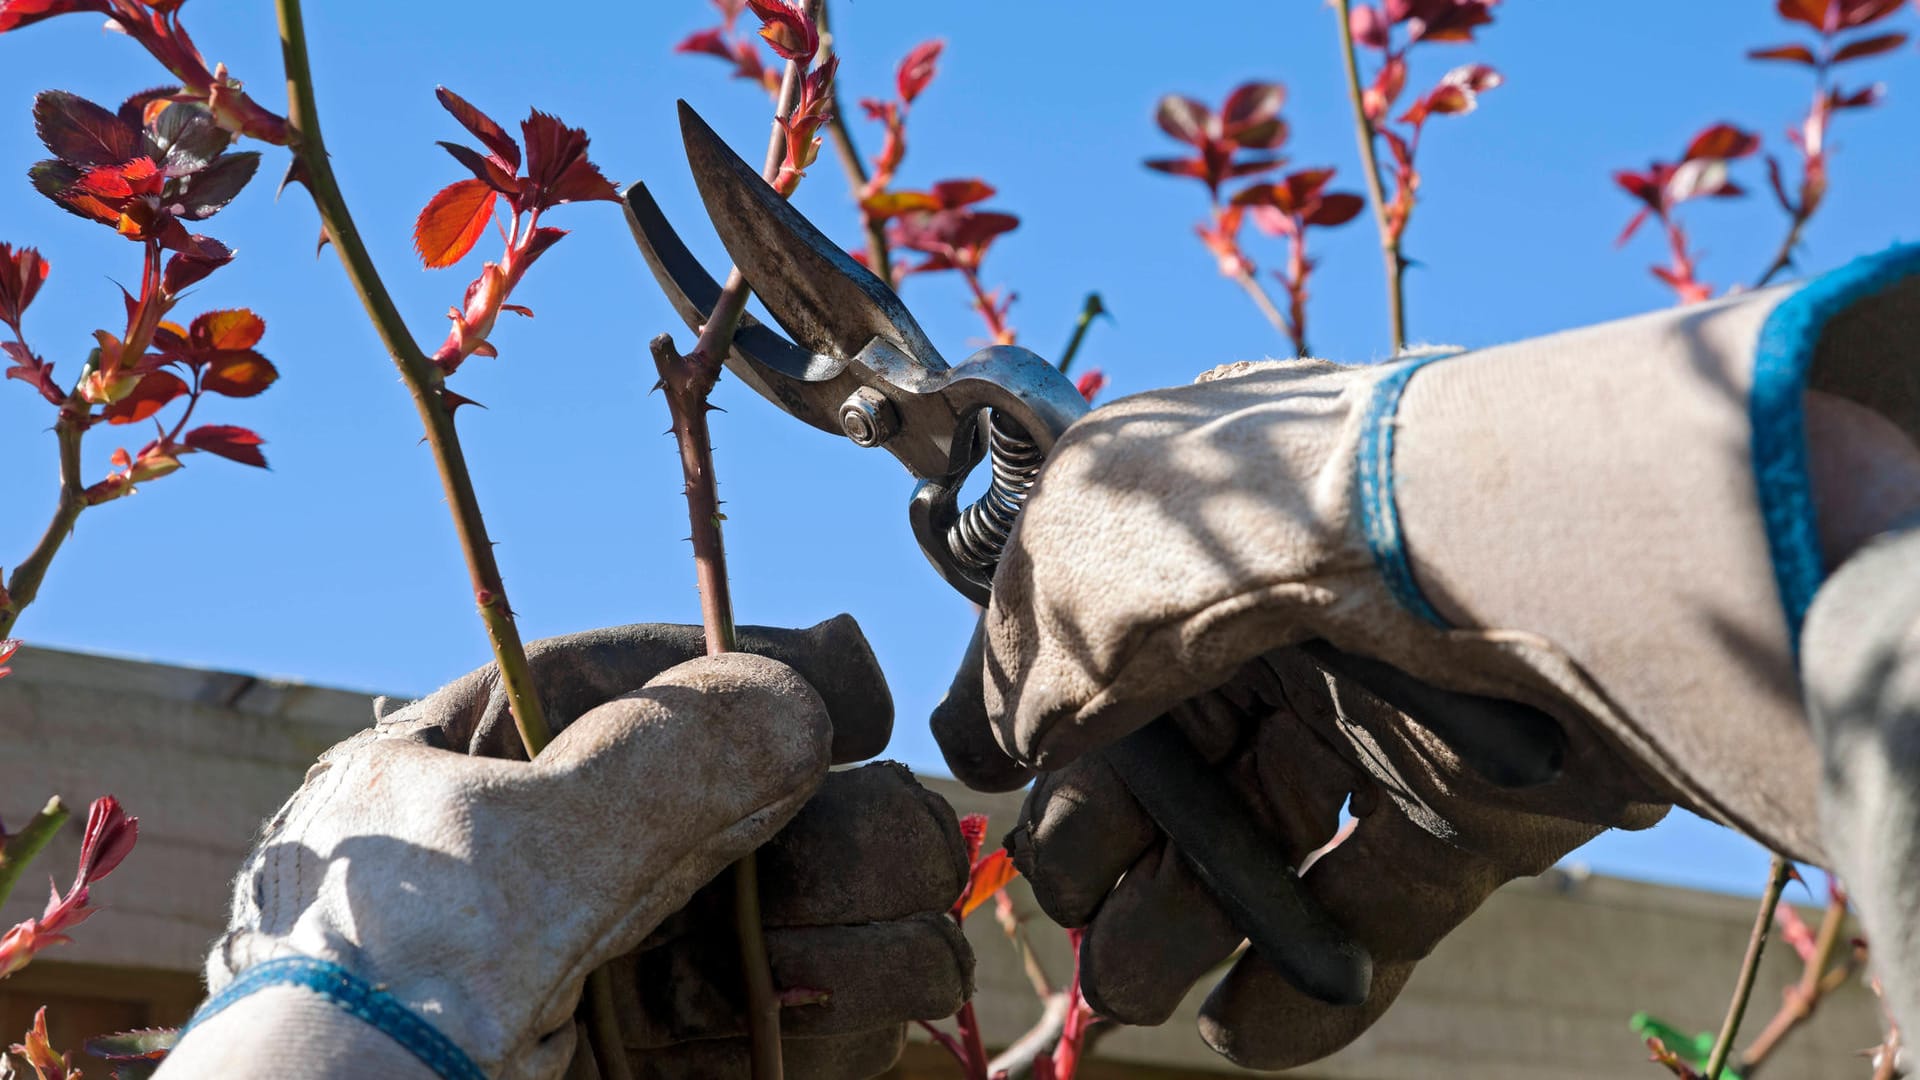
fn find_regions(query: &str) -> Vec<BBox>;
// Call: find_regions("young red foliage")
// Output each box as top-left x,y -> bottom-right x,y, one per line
1075,369 -> 1107,403
416,90 -> 617,373
0,639 -> 18,680
0,0 -> 288,143
8,1007 -> 78,1080
1236,167 -> 1365,354
1614,122 -> 1759,303
1145,82 -> 1289,200
1148,83 -> 1361,352
28,90 -> 255,257
674,0 -> 781,93
745,0 -> 816,63
0,243 -> 49,337
0,796 -> 137,979
415,179 -> 498,269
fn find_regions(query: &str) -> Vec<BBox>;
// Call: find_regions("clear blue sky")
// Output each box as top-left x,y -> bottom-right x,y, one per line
2,1 -> 1913,897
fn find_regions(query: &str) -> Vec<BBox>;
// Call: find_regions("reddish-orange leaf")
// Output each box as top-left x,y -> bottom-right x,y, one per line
1684,123 -> 1760,162
959,850 -> 1018,920
896,40 -> 943,104
414,179 -> 497,269
435,87 -> 520,171
1832,31 -> 1907,62
930,178 -> 995,209
201,350 -> 278,397
1748,42 -> 1820,63
746,0 -> 816,61
100,370 -> 187,424
184,424 -> 267,468
190,308 -> 265,350
1309,192 -> 1366,227
860,190 -> 941,220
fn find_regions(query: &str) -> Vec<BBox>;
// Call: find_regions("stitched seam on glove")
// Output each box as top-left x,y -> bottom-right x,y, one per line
182,956 -> 488,1080
1356,348 -> 1464,629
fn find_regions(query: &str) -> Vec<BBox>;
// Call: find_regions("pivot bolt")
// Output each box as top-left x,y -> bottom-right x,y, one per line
839,387 -> 898,447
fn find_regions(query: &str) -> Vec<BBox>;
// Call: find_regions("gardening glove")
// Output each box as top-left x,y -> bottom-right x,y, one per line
1803,521 -> 1920,1059
159,616 -> 971,1080
941,245 -> 1920,1067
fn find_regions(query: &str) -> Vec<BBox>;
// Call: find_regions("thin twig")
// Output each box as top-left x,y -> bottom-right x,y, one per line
1753,213 -> 1808,290
1331,0 -> 1406,351
1705,857 -> 1795,1079
1054,292 -> 1105,376
1872,1024 -> 1902,1080
272,0 -> 552,760
815,0 -> 893,286
1232,270 -> 1292,342
0,798 -> 70,909
1738,889 -> 1852,1072
985,993 -> 1071,1079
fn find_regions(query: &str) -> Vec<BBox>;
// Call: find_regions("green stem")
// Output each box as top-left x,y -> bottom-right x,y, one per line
1331,0 -> 1407,352
272,0 -> 551,760
1705,857 -> 1794,1079
1054,292 -> 1106,376
1,401 -> 87,641
0,798 -> 71,910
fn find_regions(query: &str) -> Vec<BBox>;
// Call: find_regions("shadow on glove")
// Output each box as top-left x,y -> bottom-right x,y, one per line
203,616 -> 971,1080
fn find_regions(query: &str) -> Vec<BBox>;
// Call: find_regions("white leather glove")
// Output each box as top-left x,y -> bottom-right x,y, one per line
939,246 -> 1920,1067
159,617 -> 971,1080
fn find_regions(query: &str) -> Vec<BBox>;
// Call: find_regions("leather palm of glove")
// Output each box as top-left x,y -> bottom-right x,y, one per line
998,649 -> 1667,1067
180,616 -> 970,1080
939,248 -> 1920,1068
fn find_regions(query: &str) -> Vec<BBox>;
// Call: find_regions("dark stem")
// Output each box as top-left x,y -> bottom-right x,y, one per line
1331,0 -> 1407,351
1705,857 -> 1794,1079
1054,292 -> 1105,376
272,0 -> 551,760
0,797 -> 71,910
649,15 -> 818,1075
955,1000 -> 988,1078
1754,212 -> 1808,290
815,0 -> 893,287
1284,232 -> 1311,356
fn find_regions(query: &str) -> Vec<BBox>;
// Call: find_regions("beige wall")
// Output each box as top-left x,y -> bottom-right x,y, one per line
0,646 -> 1886,1077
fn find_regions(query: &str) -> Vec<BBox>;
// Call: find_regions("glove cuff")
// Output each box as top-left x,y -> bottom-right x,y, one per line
174,957 -> 483,1080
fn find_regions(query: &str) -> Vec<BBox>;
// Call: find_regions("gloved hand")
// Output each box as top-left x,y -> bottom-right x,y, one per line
938,247 -> 1920,1067
159,616 -> 971,1080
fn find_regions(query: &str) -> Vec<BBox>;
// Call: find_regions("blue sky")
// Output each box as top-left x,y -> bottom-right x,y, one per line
2,1 -> 1913,897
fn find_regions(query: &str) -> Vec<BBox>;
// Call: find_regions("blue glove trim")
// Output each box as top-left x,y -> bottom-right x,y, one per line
1357,350 -> 1464,628
1752,242 -> 1920,655
181,957 -> 489,1080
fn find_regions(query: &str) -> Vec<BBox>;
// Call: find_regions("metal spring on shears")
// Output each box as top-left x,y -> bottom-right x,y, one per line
947,411 -> 1046,573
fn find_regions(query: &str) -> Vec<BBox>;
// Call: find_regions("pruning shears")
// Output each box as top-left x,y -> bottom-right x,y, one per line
624,100 -> 1373,1007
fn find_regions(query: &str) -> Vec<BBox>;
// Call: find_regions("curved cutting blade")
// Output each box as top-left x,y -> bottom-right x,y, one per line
678,99 -> 946,372
621,179 -> 849,434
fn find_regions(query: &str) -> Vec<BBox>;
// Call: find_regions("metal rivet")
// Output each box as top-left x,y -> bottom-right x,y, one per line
839,387 -> 898,447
